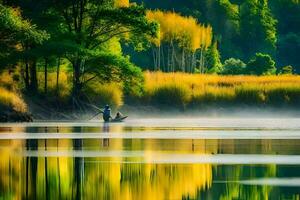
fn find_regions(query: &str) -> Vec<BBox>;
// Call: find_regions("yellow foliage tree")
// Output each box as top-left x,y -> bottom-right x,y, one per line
146,10 -> 212,51
146,10 -> 213,72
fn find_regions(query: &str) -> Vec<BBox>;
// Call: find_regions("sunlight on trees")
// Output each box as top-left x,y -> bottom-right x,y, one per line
146,10 -> 213,72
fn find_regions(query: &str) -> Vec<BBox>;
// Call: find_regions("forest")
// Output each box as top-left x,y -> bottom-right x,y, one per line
0,0 -> 300,121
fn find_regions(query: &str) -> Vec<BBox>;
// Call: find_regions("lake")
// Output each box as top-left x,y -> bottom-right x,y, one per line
0,118 -> 300,199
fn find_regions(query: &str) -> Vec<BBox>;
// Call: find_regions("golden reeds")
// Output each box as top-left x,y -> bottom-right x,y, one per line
143,72 -> 300,107
0,87 -> 27,113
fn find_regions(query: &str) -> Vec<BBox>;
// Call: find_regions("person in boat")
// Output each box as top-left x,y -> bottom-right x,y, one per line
103,105 -> 112,122
114,111 -> 123,120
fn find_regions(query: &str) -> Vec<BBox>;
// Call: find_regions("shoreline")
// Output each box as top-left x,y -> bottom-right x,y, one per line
7,104 -> 300,122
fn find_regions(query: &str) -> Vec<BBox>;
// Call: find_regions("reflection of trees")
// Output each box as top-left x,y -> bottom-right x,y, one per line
198,165 -> 277,200
73,127 -> 84,200
102,123 -> 110,147
83,163 -> 212,200
25,139 -> 38,200
1,137 -> 300,199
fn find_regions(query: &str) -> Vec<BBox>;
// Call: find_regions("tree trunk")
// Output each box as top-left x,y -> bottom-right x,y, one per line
152,47 -> 157,71
171,41 -> 175,72
56,57 -> 60,95
181,49 -> 185,72
73,59 -> 82,97
44,58 -> 48,94
200,48 -> 204,73
25,60 -> 30,90
167,44 -> 171,72
158,45 -> 161,71
29,60 -> 38,92
191,52 -> 195,73
161,44 -> 165,72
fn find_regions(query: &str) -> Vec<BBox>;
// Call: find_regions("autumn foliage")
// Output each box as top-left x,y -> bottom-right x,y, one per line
146,10 -> 213,72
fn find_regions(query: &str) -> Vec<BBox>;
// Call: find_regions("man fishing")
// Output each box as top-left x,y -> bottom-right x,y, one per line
103,105 -> 112,122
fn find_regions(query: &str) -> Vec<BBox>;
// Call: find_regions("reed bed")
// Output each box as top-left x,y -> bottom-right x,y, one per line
0,87 -> 27,113
0,72 -> 27,113
143,71 -> 300,107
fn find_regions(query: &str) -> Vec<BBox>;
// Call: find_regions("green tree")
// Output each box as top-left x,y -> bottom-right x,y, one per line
279,65 -> 293,75
205,41 -> 222,73
239,0 -> 277,59
210,0 -> 240,59
277,33 -> 300,73
270,0 -> 300,35
221,58 -> 246,75
0,3 -> 49,91
86,52 -> 144,96
0,4 -> 48,67
246,53 -> 276,75
8,0 -> 157,97
49,0 -> 157,96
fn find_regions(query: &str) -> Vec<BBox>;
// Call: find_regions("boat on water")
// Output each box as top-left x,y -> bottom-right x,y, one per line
110,116 -> 128,122
88,104 -> 127,122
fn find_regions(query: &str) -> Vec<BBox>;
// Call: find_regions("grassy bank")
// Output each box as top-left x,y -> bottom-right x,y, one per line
2,70 -> 300,120
0,72 -> 27,113
0,72 -> 31,122
141,72 -> 300,108
36,71 -> 123,109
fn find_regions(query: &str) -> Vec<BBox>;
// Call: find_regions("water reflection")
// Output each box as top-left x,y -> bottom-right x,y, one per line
0,125 -> 300,199
103,122 -> 110,147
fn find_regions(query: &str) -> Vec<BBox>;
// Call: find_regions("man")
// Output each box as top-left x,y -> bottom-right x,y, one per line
103,105 -> 112,122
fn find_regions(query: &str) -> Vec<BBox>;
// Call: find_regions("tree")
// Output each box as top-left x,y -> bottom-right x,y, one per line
0,4 -> 48,67
8,0 -> 158,97
270,0 -> 300,35
246,53 -> 276,75
146,10 -> 212,72
0,3 -> 49,91
279,65 -> 293,75
277,33 -> 300,73
48,0 -> 158,96
239,0 -> 277,59
221,58 -> 246,75
205,41 -> 222,73
207,0 -> 240,60
85,52 -> 144,96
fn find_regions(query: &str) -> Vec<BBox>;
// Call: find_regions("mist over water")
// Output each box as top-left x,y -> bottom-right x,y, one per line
120,104 -> 300,117
1,115 -> 300,199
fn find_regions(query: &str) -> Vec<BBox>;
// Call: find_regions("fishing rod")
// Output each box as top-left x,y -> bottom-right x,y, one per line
80,102 -> 104,120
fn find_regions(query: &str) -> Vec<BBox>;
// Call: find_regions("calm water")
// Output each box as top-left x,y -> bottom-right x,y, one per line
0,118 -> 300,200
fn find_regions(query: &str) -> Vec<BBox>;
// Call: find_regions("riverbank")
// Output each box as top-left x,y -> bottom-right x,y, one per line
2,72 -> 300,121
0,80 -> 32,122
140,72 -> 300,108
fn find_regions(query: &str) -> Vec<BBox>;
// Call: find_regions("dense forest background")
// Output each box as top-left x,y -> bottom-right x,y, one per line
126,0 -> 300,74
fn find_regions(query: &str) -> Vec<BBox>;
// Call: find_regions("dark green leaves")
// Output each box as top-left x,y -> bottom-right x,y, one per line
85,52 -> 144,95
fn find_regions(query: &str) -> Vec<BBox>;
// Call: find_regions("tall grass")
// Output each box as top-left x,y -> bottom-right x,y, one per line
0,71 -> 27,113
38,71 -> 123,108
4,69 -> 300,112
142,72 -> 300,107
83,82 -> 123,108
0,87 -> 27,113
151,84 -> 191,107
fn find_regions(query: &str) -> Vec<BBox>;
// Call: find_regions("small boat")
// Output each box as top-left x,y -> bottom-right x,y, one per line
110,116 -> 128,122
